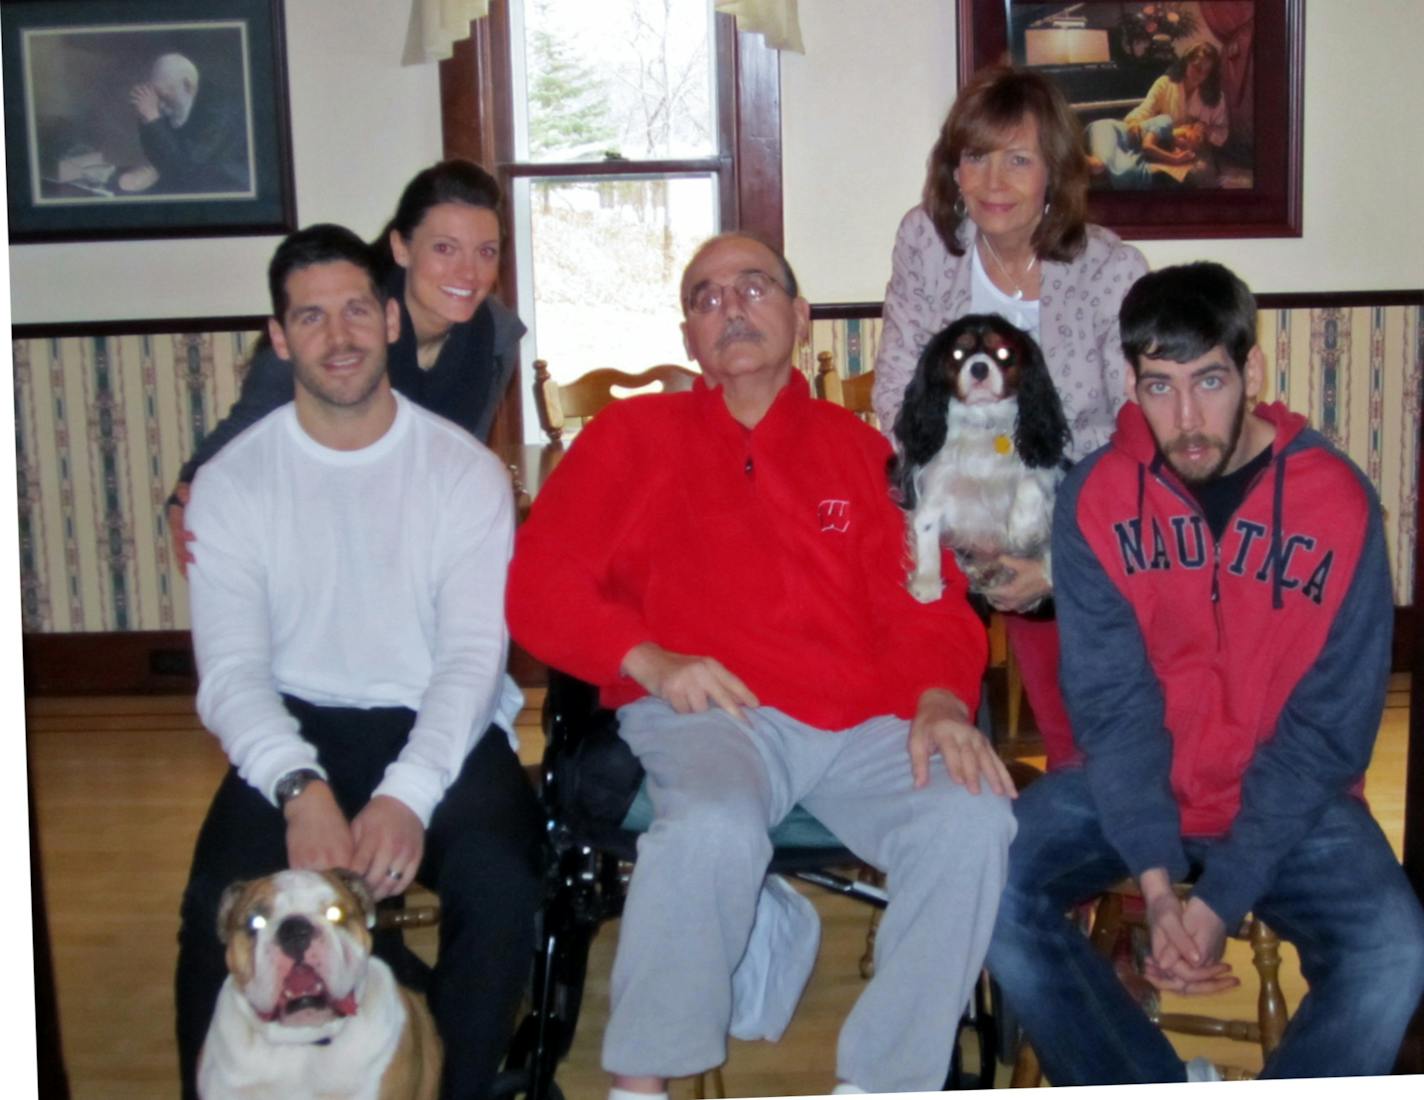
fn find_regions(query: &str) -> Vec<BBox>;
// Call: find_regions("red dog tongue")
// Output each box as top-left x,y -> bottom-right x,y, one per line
286,964 -> 323,996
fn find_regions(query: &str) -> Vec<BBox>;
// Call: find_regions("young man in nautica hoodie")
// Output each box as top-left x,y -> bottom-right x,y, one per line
987,261 -> 1424,1083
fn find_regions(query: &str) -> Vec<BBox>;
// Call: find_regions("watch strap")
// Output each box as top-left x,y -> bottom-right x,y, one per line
274,767 -> 324,808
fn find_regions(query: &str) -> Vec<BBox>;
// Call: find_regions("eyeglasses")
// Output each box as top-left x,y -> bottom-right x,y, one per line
685,270 -> 790,315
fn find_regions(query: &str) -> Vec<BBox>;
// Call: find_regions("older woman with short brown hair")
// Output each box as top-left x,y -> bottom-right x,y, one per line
873,65 -> 1149,771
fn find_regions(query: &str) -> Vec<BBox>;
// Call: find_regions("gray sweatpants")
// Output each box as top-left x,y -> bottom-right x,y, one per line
603,697 -> 1015,1093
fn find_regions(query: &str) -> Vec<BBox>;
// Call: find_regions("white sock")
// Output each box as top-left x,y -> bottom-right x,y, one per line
609,1089 -> 669,1100
831,1086 -> 868,1095
1185,1056 -> 1222,1083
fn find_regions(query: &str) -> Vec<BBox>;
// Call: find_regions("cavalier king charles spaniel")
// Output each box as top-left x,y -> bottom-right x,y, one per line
889,314 -> 1071,603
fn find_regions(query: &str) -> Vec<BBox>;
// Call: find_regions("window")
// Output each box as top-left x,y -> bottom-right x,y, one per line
439,0 -> 782,445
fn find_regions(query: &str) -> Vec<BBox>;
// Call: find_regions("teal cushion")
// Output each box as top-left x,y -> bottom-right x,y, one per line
618,782 -> 846,849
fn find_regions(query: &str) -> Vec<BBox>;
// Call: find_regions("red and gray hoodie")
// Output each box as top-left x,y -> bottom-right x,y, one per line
1053,400 -> 1393,930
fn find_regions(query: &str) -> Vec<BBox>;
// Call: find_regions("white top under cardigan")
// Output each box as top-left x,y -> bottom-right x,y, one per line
873,206 -> 1149,461
186,392 -> 522,826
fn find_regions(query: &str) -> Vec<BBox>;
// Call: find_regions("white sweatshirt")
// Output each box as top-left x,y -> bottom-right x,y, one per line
186,393 -> 521,825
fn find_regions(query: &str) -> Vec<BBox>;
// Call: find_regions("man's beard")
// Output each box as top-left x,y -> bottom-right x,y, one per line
296,348 -> 386,411
1163,395 -> 1247,485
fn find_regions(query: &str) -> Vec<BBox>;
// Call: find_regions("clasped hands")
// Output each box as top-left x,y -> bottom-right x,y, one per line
623,642 -> 1015,799
1138,868 -> 1239,997
283,781 -> 424,901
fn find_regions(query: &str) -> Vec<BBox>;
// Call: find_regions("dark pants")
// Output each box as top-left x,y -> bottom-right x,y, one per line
175,697 -> 546,1100
986,768 -> 1424,1083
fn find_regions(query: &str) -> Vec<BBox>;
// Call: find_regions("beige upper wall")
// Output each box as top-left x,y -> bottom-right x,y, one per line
7,0 -> 443,323
783,0 -> 1424,302
8,1 -> 1423,323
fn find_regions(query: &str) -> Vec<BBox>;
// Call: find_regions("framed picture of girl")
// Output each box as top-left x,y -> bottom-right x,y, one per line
956,1 -> 1303,239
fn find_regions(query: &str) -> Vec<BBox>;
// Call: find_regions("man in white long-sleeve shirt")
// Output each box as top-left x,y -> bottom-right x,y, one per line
173,224 -> 544,1100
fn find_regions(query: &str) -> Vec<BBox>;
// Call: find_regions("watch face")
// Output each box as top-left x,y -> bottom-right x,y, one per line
277,769 -> 318,805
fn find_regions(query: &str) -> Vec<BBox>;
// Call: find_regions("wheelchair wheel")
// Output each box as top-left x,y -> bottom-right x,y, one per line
943,971 -> 1001,1088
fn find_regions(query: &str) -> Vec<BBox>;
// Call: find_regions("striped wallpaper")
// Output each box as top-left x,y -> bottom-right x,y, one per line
10,298 -> 1423,633
804,301 -> 1423,604
13,328 -> 259,633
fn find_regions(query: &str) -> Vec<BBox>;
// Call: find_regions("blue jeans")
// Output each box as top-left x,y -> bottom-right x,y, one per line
986,768 -> 1424,1083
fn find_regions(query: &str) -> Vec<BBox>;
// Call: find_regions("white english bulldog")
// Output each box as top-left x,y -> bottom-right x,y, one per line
198,868 -> 441,1100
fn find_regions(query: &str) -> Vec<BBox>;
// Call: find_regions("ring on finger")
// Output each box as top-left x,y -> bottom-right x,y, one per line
386,867 -> 401,880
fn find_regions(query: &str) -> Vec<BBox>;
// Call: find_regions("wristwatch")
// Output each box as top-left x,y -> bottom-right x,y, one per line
274,767 -> 324,808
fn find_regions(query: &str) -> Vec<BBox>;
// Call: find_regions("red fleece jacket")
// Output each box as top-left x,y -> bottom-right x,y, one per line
508,374 -> 987,728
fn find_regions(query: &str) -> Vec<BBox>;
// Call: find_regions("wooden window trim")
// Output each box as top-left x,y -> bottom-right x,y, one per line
438,1 -> 782,448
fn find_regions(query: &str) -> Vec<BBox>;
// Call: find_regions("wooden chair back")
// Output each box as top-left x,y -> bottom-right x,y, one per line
534,360 -> 698,443
1011,880 -> 1290,1084
815,351 -> 877,426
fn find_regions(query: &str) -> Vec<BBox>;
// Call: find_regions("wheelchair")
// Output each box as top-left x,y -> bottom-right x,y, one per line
492,671 -> 1004,1099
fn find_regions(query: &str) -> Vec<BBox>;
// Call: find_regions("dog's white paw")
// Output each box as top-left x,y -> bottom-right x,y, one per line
908,574 -> 944,603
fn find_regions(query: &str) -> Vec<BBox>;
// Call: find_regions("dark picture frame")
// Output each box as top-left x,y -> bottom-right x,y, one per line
957,1 -> 1303,239
3,0 -> 295,242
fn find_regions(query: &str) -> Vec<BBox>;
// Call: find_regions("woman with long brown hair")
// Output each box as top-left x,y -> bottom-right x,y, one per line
873,66 -> 1148,771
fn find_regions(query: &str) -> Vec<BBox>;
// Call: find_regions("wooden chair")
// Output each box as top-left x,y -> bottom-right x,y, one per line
533,360 -> 697,444
1010,882 -> 1289,1085
814,350 -> 877,425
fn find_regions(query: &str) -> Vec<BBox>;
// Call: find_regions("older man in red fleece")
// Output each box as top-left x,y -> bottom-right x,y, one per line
508,232 -> 1014,1098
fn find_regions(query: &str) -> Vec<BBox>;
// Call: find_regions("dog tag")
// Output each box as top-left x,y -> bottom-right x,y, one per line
994,434 -> 1013,455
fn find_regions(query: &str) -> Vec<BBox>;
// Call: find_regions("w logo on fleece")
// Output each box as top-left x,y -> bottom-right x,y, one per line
818,499 -> 850,533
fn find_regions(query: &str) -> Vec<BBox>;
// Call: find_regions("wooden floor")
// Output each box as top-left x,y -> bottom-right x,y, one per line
27,676 -> 1412,1098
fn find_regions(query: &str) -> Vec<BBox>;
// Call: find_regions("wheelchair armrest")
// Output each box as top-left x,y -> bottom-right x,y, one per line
542,668 -> 606,753
540,669 -> 645,833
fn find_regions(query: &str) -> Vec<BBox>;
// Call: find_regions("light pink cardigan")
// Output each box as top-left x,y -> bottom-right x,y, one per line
873,206 -> 1149,461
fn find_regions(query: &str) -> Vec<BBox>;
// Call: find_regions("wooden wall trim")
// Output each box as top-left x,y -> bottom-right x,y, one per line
21,617 -> 1408,699
733,24 -> 783,251
21,631 -> 548,697
810,302 -> 883,321
808,290 -> 1423,324
11,316 -> 268,340
23,631 -> 199,697
9,290 -> 1410,342
1256,290 -> 1424,309
439,0 -> 520,454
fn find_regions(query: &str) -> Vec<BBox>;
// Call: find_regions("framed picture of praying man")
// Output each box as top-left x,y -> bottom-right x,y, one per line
3,0 -> 296,242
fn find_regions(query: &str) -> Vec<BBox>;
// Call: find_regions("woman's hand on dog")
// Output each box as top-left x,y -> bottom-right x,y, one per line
351,796 -> 426,900
283,780 -> 355,874
908,689 -> 1017,798
982,555 -> 1051,613
622,642 -> 760,725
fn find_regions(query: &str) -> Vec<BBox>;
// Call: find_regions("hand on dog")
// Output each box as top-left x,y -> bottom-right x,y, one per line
908,688 -> 1017,797
351,796 -> 426,900
622,642 -> 760,724
982,555 -> 1051,613
283,780 -> 355,873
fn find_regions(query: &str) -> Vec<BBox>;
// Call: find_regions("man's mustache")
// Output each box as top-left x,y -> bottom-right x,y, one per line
1169,433 -> 1222,453
715,319 -> 764,351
